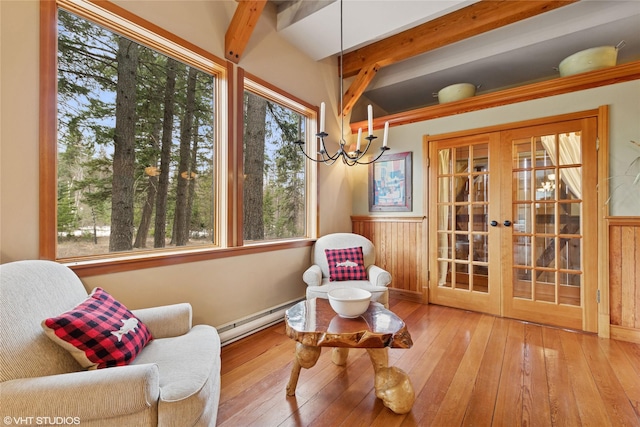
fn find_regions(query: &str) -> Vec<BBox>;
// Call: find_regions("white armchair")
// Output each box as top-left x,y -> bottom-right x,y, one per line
0,260 -> 220,426
303,233 -> 391,307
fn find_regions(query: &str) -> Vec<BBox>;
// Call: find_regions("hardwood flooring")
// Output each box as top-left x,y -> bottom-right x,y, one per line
218,298 -> 640,426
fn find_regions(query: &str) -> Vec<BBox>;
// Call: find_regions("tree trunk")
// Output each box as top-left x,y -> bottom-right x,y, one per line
186,117 -> 199,240
133,123 -> 161,248
109,37 -> 138,252
154,58 -> 177,248
174,67 -> 198,246
243,93 -> 267,241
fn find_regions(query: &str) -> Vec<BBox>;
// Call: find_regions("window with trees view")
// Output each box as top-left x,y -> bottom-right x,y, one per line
55,7 -> 221,259
242,79 -> 311,243
42,1 -> 317,269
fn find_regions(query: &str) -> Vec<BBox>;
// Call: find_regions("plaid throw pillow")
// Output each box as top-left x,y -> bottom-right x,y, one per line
42,287 -> 152,370
325,246 -> 367,281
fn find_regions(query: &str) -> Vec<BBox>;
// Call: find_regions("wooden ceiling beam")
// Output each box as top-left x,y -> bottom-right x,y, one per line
342,63 -> 380,117
225,0 -> 268,63
341,0 -> 578,78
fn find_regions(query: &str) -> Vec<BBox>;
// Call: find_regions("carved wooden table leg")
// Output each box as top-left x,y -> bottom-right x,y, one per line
366,348 -> 415,414
331,348 -> 349,366
286,342 -> 321,396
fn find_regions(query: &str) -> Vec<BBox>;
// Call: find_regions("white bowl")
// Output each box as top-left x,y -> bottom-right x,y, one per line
437,83 -> 477,104
559,45 -> 619,77
327,288 -> 372,318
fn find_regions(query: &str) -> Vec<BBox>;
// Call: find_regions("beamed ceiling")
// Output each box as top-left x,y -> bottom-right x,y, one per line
226,0 -> 640,123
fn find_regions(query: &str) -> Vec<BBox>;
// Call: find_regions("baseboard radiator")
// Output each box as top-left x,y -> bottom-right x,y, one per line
217,298 -> 304,346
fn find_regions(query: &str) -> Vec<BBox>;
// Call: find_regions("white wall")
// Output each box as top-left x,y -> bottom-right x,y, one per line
0,0 -> 352,327
350,81 -> 640,216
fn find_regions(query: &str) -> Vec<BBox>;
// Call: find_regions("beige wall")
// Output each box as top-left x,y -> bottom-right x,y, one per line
350,80 -> 640,217
0,0 -> 352,327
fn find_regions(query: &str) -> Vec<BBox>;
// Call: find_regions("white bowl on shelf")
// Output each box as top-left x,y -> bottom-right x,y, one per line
558,42 -> 624,77
327,288 -> 372,318
436,83 -> 477,104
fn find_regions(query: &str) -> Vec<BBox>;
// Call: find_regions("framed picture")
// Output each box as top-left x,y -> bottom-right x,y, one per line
369,151 -> 412,212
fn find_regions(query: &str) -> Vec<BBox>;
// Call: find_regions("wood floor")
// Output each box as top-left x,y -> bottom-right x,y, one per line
217,298 -> 640,426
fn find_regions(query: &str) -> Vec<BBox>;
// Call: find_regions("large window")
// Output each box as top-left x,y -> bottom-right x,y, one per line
243,76 -> 315,243
56,8 -> 219,258
40,1 -> 317,272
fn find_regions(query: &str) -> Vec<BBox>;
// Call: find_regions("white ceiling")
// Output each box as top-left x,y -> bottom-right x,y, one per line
271,0 -> 640,121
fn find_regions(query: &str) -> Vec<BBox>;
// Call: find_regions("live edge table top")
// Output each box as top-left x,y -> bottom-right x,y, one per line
284,298 -> 413,349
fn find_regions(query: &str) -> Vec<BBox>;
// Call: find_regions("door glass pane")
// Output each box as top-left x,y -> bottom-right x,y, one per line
559,168 -> 581,200
514,268 -> 532,299
559,238 -> 581,271
535,169 -> 556,200
438,149 -> 451,174
438,206 -> 451,231
559,273 -> 581,306
535,236 -> 556,268
438,232 -> 452,258
472,204 -> 488,232
438,261 -> 452,287
535,203 -> 555,234
559,202 -> 580,234
559,132 -> 582,165
513,139 -> 532,169
514,171 -> 532,201
455,205 -> 469,231
514,203 -> 532,233
473,174 -> 488,202
514,235 -> 532,267
438,177 -> 451,202
535,137 -> 555,166
455,263 -> 469,290
455,176 -> 469,202
456,147 -> 469,173
473,144 -> 489,171
473,234 -> 488,262
535,278 -> 556,303
472,265 -> 489,293
455,234 -> 469,260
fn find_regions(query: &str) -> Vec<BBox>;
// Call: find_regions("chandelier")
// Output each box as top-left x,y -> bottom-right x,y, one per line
294,0 -> 390,166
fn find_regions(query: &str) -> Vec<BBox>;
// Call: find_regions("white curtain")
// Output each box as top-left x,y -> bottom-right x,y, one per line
540,133 -> 582,199
437,149 -> 450,285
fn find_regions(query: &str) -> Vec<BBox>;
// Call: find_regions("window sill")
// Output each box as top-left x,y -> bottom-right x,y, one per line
63,238 -> 315,277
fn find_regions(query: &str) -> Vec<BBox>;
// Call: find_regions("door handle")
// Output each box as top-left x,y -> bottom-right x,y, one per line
503,220 -> 512,227
490,220 -> 498,227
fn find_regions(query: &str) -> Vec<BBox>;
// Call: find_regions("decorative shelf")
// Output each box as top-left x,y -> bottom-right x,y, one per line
351,60 -> 640,133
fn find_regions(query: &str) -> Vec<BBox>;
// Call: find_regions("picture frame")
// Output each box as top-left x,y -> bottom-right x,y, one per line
368,151 -> 412,212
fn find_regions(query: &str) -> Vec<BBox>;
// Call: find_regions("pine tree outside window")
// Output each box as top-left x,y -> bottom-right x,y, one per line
242,75 -> 317,243
51,2 -> 225,260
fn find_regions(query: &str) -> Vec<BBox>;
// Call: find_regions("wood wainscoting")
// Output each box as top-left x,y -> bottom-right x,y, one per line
352,216 -> 427,303
609,217 -> 640,344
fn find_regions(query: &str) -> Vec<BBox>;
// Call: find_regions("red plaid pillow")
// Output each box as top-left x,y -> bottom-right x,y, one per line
42,287 -> 152,370
325,247 -> 367,281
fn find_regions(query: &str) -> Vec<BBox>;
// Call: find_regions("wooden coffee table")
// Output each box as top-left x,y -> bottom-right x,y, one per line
284,298 -> 415,414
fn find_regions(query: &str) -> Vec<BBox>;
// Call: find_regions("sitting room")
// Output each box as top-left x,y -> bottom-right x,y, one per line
1,0 -> 639,425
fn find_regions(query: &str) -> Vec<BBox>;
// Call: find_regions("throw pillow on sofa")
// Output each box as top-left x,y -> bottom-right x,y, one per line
42,287 -> 152,369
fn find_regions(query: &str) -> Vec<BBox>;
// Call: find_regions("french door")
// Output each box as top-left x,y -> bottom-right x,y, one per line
428,116 -> 598,332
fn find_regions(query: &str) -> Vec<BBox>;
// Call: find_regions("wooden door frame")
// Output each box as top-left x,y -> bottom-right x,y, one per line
423,107 -> 610,335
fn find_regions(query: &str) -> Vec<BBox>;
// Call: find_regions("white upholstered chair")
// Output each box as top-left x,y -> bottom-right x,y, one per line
303,233 -> 391,307
0,260 -> 221,426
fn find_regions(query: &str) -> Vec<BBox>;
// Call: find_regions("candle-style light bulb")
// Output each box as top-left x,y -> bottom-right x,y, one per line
356,128 -> 362,151
383,121 -> 389,147
367,105 -> 373,136
319,102 -> 325,133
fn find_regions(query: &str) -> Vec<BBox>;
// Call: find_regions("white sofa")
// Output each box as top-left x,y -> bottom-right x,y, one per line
0,260 -> 220,426
303,233 -> 392,307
